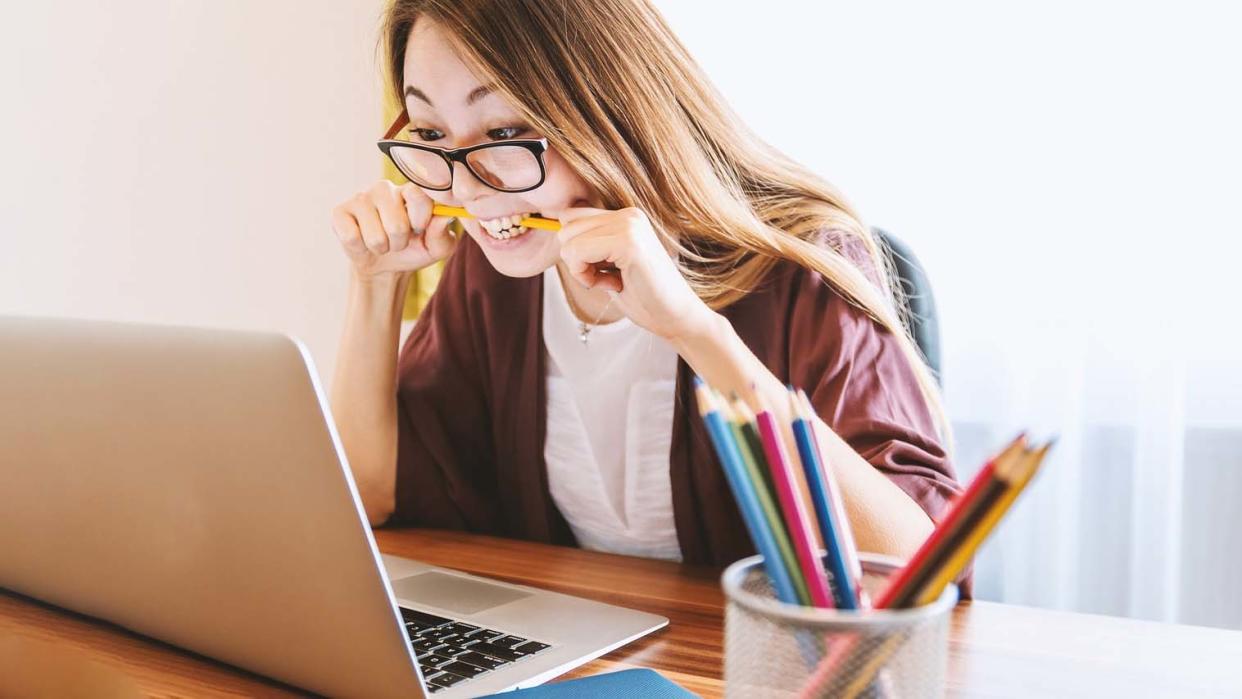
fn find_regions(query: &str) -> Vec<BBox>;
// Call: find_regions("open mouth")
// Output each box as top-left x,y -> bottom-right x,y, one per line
477,212 -> 541,241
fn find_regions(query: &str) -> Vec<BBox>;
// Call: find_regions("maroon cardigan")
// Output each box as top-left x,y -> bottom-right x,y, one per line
387,234 -> 967,593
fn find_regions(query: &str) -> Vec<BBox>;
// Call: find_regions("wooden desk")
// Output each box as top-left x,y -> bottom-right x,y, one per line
3,529 -> 1242,697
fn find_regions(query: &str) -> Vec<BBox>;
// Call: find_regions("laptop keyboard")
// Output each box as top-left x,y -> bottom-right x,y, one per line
400,607 -> 553,693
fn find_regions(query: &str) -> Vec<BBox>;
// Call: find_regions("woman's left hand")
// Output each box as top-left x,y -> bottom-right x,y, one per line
553,204 -> 715,342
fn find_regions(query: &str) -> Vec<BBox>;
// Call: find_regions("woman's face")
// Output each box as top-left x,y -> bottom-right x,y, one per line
401,18 -> 598,278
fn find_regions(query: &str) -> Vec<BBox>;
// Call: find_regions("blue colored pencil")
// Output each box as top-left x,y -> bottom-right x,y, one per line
788,388 -> 861,609
693,379 -> 800,605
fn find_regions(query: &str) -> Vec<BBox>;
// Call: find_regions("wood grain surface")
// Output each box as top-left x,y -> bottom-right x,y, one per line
3,528 -> 1241,697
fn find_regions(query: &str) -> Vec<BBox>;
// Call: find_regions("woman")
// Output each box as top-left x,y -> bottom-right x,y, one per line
329,0 -> 962,577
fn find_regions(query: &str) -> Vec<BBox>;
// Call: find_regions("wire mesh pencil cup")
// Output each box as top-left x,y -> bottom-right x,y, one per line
722,553 -> 958,699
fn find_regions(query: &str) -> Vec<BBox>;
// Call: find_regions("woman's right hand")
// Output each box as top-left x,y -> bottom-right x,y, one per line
330,180 -> 457,279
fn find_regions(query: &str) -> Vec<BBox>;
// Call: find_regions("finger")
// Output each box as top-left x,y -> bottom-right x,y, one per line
565,261 -> 624,292
400,183 -> 435,235
561,228 -> 631,269
371,182 -> 412,252
560,231 -> 627,288
552,204 -> 610,226
421,215 -> 457,261
556,212 -> 615,247
348,195 -> 390,254
330,206 -> 368,257
586,270 -> 623,293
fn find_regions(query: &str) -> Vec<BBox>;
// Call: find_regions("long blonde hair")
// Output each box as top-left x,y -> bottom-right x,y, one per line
381,0 -> 951,442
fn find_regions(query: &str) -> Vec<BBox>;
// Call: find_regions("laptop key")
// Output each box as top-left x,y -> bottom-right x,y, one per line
441,661 -> 488,678
514,640 -> 550,654
400,608 -> 453,628
424,631 -> 461,644
472,642 -> 528,662
411,639 -> 445,654
437,643 -> 473,657
457,651 -> 507,670
445,622 -> 480,635
427,671 -> 467,689
427,653 -> 457,668
467,628 -> 502,641
491,635 -> 528,649
422,671 -> 448,692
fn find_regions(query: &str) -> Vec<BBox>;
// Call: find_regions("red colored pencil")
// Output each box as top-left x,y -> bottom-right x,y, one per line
872,433 -> 1027,610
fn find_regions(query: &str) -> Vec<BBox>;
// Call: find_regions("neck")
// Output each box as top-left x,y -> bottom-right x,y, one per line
554,262 -> 626,325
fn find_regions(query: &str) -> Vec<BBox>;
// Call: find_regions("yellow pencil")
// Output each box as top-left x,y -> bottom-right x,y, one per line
914,441 -> 1053,606
431,204 -> 561,231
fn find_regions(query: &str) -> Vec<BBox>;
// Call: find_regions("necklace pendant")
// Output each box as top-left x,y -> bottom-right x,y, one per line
577,322 -> 590,344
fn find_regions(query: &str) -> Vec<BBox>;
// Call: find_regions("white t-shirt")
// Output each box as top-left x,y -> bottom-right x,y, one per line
541,267 -> 683,561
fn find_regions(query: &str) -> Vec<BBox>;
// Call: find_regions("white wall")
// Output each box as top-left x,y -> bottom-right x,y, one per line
0,1 -> 388,381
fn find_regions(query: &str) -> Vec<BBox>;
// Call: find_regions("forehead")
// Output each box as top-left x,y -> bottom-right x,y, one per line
402,19 -> 497,113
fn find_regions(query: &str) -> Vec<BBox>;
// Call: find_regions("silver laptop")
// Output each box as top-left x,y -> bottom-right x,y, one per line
0,315 -> 667,698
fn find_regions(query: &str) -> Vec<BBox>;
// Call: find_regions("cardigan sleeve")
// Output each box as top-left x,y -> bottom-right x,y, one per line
384,245 -> 501,533
786,233 -> 970,593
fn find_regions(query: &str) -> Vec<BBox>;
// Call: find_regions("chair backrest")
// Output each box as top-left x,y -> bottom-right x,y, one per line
871,227 -> 941,384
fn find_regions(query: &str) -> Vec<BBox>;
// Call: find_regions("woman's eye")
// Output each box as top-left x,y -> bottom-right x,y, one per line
487,126 -> 527,140
409,128 -> 444,142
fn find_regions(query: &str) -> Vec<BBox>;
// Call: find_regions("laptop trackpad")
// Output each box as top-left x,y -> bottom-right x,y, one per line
391,571 -> 531,616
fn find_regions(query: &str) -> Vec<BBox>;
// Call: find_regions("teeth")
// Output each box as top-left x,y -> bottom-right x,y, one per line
477,212 -> 534,241
483,224 -> 528,241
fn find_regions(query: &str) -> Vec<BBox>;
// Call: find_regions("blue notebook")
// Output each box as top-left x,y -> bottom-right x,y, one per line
480,669 -> 698,698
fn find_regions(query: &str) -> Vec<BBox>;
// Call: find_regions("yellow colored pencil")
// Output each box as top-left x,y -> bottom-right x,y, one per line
431,204 -> 561,231
914,441 -> 1052,606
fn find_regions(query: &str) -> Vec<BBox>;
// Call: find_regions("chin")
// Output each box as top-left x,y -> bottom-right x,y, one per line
464,220 -> 557,278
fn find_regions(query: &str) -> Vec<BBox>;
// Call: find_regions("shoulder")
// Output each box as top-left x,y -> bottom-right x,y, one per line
734,228 -> 892,331
715,229 -> 897,383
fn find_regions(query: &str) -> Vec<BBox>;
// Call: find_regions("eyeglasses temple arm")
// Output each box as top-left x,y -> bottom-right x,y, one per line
383,110 -> 409,140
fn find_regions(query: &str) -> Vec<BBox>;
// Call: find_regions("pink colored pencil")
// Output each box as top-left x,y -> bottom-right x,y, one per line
750,400 -> 834,608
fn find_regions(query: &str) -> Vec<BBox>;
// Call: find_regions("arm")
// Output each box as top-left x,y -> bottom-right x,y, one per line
327,180 -> 457,526
329,272 -> 411,526
671,314 -> 935,560
549,205 -> 947,559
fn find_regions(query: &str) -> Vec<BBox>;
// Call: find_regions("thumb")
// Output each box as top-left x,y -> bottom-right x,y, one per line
422,215 -> 457,260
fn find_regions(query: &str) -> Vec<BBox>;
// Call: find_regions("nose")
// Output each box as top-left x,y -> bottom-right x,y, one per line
450,160 -> 489,203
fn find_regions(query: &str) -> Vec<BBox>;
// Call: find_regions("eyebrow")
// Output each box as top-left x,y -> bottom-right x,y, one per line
404,84 -> 493,108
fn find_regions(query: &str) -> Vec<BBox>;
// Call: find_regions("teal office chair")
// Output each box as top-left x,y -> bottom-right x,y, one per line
871,228 -> 941,384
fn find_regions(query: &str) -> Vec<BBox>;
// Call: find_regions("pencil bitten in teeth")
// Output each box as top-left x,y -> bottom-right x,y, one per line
478,212 -> 539,241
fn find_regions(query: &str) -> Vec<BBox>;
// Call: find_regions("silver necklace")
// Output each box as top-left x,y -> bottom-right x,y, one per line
564,286 -> 617,345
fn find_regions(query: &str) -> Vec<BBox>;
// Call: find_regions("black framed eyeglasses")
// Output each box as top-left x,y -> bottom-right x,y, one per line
377,110 -> 549,193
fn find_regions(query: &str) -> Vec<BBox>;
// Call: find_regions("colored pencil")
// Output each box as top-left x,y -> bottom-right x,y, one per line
800,437 -> 1053,699
790,389 -> 861,609
750,398 -> 835,608
915,441 -> 1052,606
430,204 -> 560,231
733,399 -> 777,508
693,379 -> 800,605
797,389 -> 864,602
720,395 -> 811,606
873,433 -> 1027,610
799,392 -> 859,588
